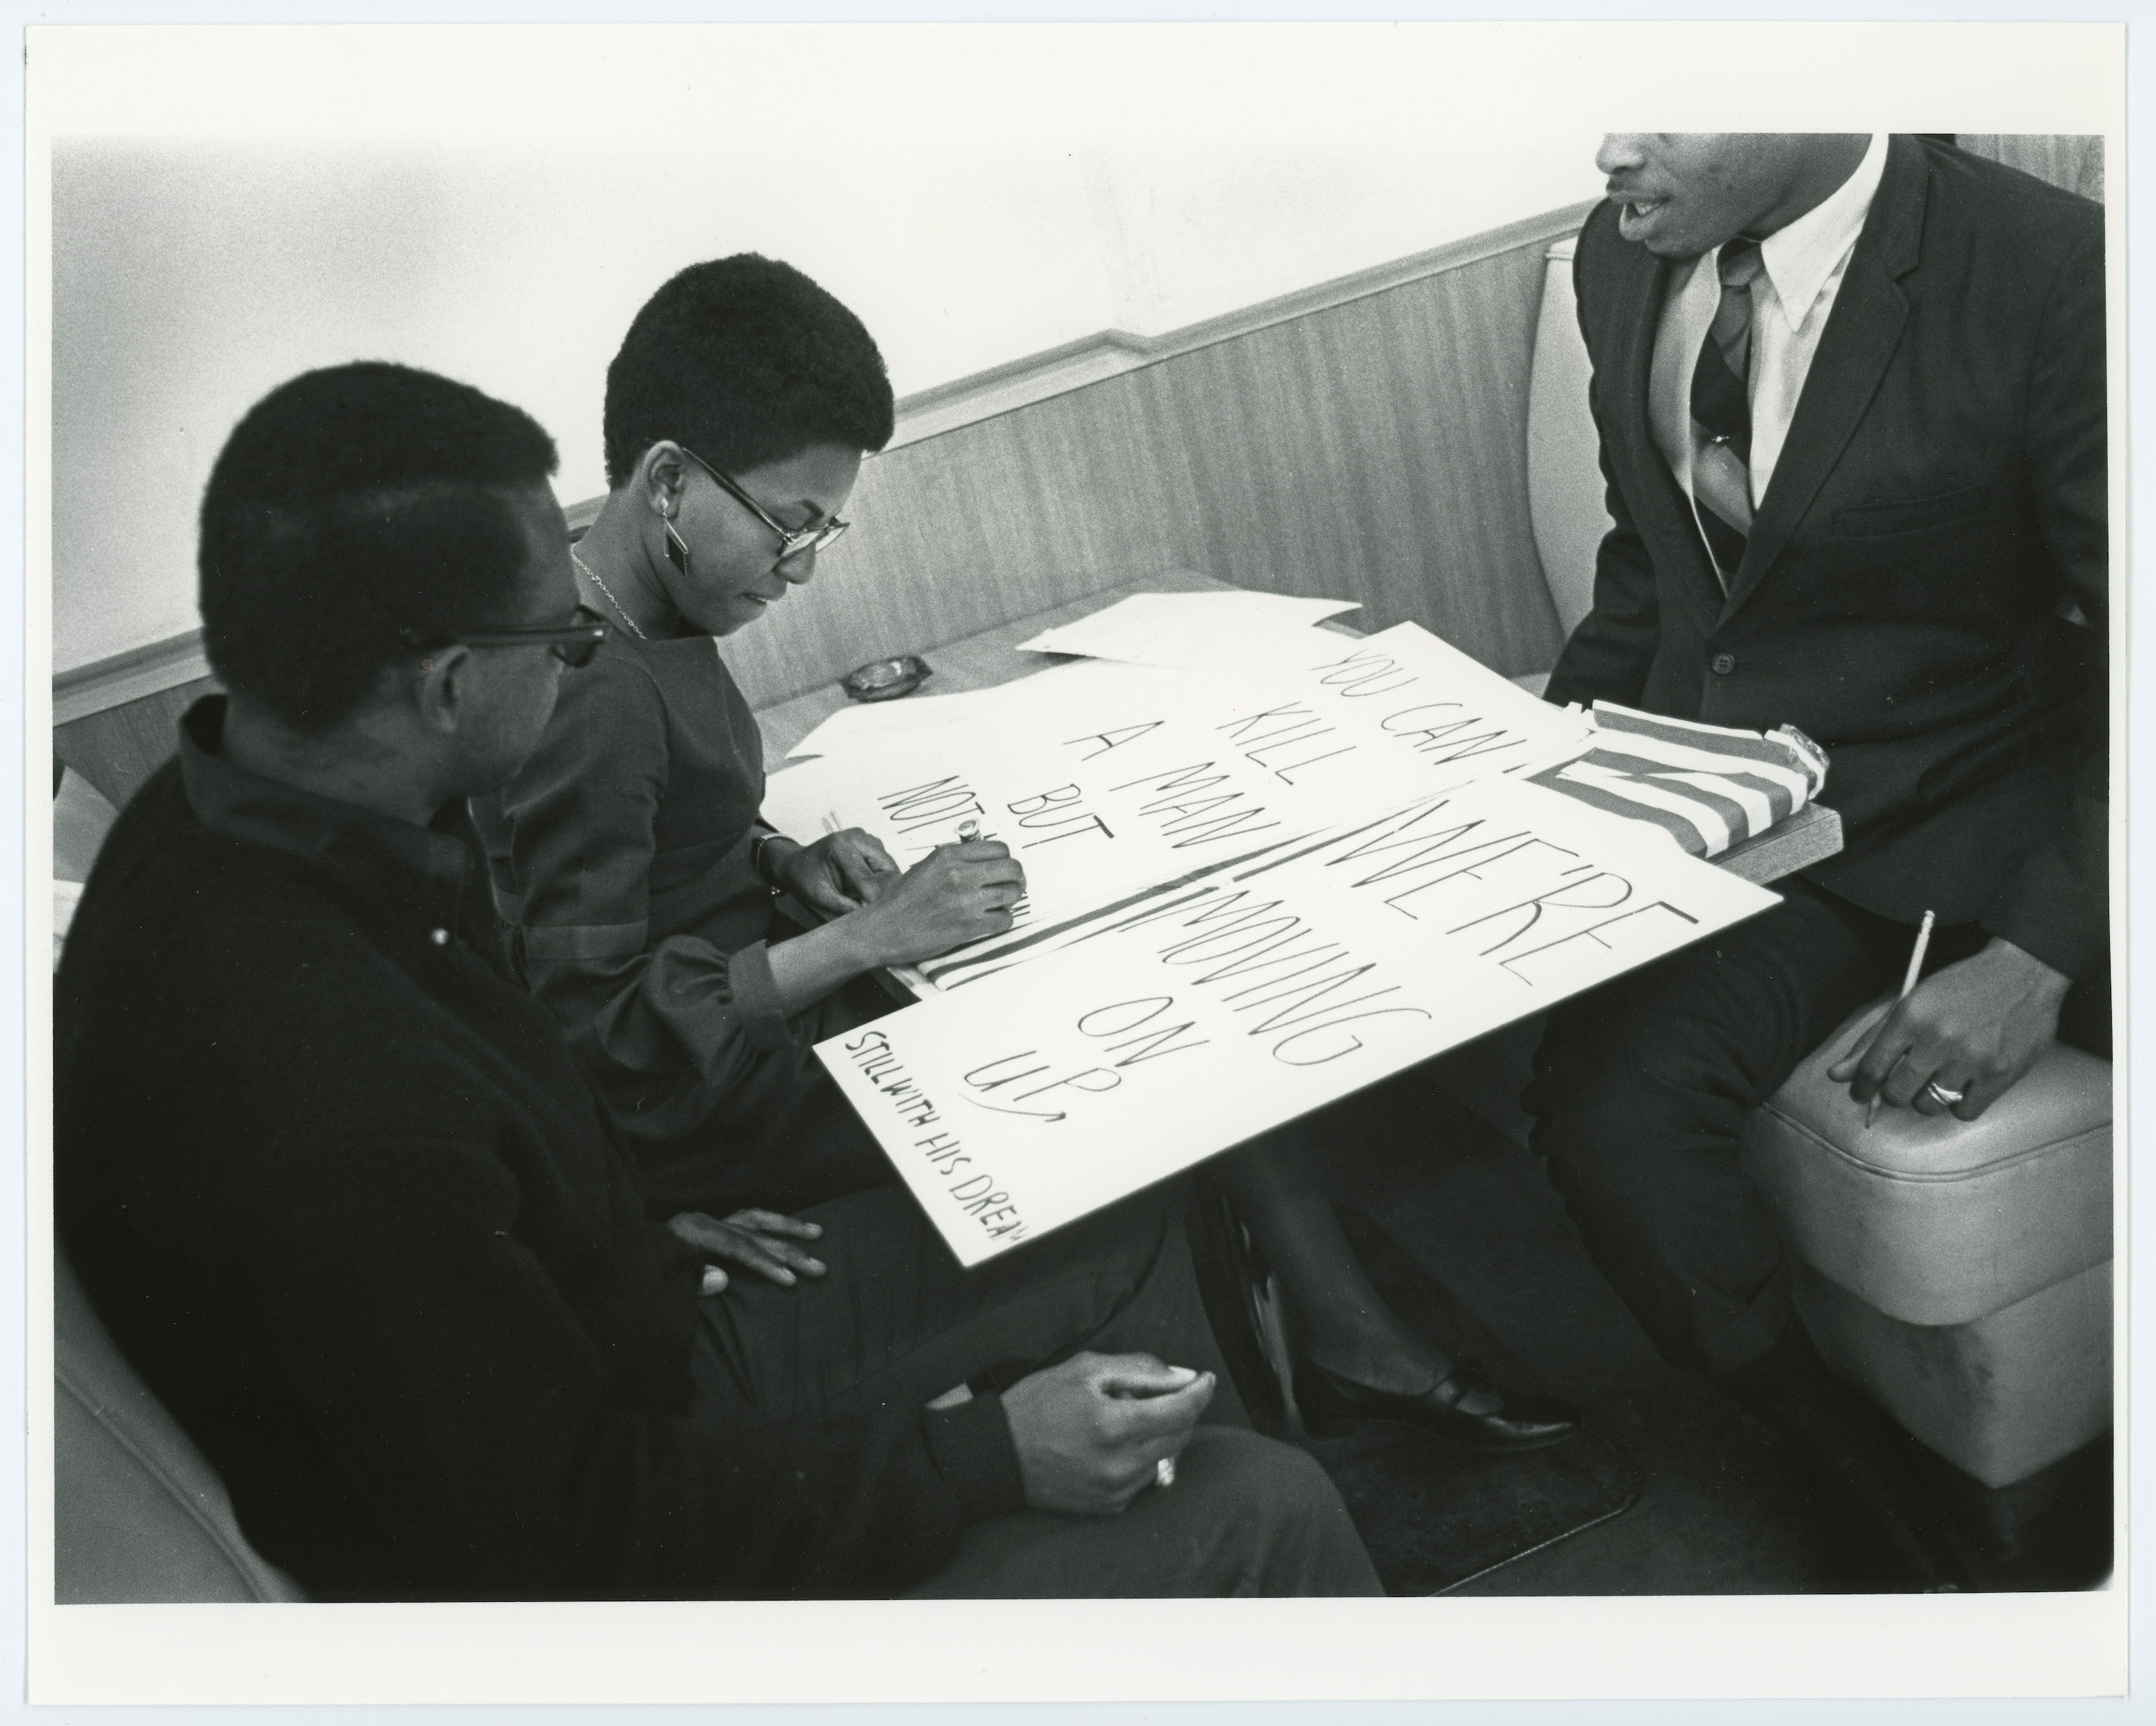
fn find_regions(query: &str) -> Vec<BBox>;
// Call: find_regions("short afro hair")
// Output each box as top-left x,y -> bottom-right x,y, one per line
198,361 -> 559,734
602,255 -> 894,488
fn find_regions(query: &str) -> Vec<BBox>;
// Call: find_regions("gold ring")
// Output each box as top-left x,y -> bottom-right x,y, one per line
1924,1080 -> 1965,1106
1154,1457 -> 1176,1490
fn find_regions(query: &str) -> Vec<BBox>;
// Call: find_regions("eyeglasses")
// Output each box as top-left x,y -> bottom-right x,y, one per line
678,443 -> 851,562
400,604 -> 612,669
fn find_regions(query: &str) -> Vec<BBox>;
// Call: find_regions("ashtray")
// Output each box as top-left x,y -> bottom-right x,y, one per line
841,655 -> 933,703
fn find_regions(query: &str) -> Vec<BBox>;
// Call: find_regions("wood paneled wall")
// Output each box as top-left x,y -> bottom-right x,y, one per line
55,203 -> 1589,808
1138,249 -> 1565,676
54,675 -> 217,811
705,208 -> 1577,715
1959,135 -> 2104,203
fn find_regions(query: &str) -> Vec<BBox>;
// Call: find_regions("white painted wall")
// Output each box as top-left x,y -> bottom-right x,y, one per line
43,27 -> 1608,673
43,21 -> 2113,674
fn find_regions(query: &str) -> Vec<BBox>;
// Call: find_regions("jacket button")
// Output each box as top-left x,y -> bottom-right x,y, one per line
1710,653 -> 1737,676
431,928 -> 450,946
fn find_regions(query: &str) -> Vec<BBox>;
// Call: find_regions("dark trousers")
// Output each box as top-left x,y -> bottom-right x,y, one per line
692,1183 -> 1380,1598
639,972 -> 899,1220
1526,879 -> 2105,1377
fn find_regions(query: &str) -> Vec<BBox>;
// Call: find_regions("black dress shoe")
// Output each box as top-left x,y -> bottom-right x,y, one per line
1294,1358 -> 1580,1452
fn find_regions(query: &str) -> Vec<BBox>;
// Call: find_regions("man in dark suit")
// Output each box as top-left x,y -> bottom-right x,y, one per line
1530,134 -> 2106,1587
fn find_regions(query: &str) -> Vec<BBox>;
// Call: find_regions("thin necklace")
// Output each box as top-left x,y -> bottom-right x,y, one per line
572,546 -> 649,642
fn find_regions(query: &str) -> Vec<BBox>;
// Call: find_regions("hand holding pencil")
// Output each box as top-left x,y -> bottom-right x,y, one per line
1824,911 -> 1934,1128
1826,911 -> 2070,1127
1862,910 -> 1934,1128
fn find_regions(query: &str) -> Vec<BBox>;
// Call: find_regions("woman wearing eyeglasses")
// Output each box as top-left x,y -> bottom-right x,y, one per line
480,255 -> 1576,1454
475,257 -> 1009,1276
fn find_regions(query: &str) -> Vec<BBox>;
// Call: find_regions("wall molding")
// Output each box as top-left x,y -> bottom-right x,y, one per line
882,200 -> 1594,452
53,200 -> 1595,724
55,630 -> 215,728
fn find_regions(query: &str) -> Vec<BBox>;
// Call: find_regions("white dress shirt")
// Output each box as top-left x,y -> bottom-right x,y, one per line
1650,132 -> 1892,529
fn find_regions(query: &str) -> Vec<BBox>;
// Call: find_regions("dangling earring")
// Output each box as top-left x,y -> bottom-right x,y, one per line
663,511 -> 690,575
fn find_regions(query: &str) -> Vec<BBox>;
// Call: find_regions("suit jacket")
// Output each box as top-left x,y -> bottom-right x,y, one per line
1546,135 -> 2106,981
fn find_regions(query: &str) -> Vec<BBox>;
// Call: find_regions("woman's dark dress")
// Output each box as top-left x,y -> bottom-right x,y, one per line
475,627 -> 889,1217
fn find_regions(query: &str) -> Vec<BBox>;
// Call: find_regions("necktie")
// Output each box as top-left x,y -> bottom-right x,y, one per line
1688,238 -> 1765,584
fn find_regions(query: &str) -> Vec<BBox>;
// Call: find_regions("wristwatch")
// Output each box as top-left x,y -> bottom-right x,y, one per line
749,827 -> 790,889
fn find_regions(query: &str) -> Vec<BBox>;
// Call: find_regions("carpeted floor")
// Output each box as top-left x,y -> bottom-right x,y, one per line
1291,1070 -> 2112,1596
1295,1208 -> 1640,1597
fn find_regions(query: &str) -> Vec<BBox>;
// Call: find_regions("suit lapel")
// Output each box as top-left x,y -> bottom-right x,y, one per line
1721,135 -> 1927,620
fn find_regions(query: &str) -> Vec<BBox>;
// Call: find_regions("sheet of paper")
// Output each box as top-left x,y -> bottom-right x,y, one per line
783,682 -> 1032,761
783,658 -> 1227,761
1014,589 -> 1362,667
818,776 -> 1780,1266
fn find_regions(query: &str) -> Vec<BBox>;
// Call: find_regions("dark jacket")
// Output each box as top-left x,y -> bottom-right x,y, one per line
54,699 -> 1019,1601
1547,135 -> 2107,980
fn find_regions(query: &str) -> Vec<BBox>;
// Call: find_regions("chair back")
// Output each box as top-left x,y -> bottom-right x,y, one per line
1525,235 -> 1614,641
55,1246 -> 304,1603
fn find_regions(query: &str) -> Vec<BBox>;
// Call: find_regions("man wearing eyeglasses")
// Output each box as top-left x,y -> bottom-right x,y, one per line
54,360 -> 1379,1602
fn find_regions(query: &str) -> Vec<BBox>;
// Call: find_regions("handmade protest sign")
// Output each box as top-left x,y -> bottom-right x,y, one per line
1234,621 -> 1594,788
761,635 -> 1596,988
762,663 -> 1351,982
817,776 -> 1779,1266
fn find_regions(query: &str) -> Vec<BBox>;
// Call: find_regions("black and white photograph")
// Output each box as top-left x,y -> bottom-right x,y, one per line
26,15 -> 2131,1711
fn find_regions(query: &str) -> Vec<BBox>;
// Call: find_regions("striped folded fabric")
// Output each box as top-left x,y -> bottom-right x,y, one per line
1528,701 -> 1829,860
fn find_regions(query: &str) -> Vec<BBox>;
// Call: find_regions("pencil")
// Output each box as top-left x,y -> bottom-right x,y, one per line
1866,910 -> 1936,1128
1896,909 -> 1937,999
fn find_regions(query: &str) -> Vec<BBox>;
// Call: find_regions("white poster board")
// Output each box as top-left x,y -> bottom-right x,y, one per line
817,777 -> 1779,1265
762,628 -> 1597,987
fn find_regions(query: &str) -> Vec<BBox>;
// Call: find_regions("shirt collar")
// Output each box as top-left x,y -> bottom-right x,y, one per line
177,695 -> 485,933
1756,132 -> 1889,332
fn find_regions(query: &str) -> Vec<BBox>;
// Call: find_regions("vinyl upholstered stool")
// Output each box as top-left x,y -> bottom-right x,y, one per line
1738,1001 -> 2113,1553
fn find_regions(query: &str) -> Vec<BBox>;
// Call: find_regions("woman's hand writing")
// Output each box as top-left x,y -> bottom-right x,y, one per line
847,840 -> 1026,968
769,828 -> 900,917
